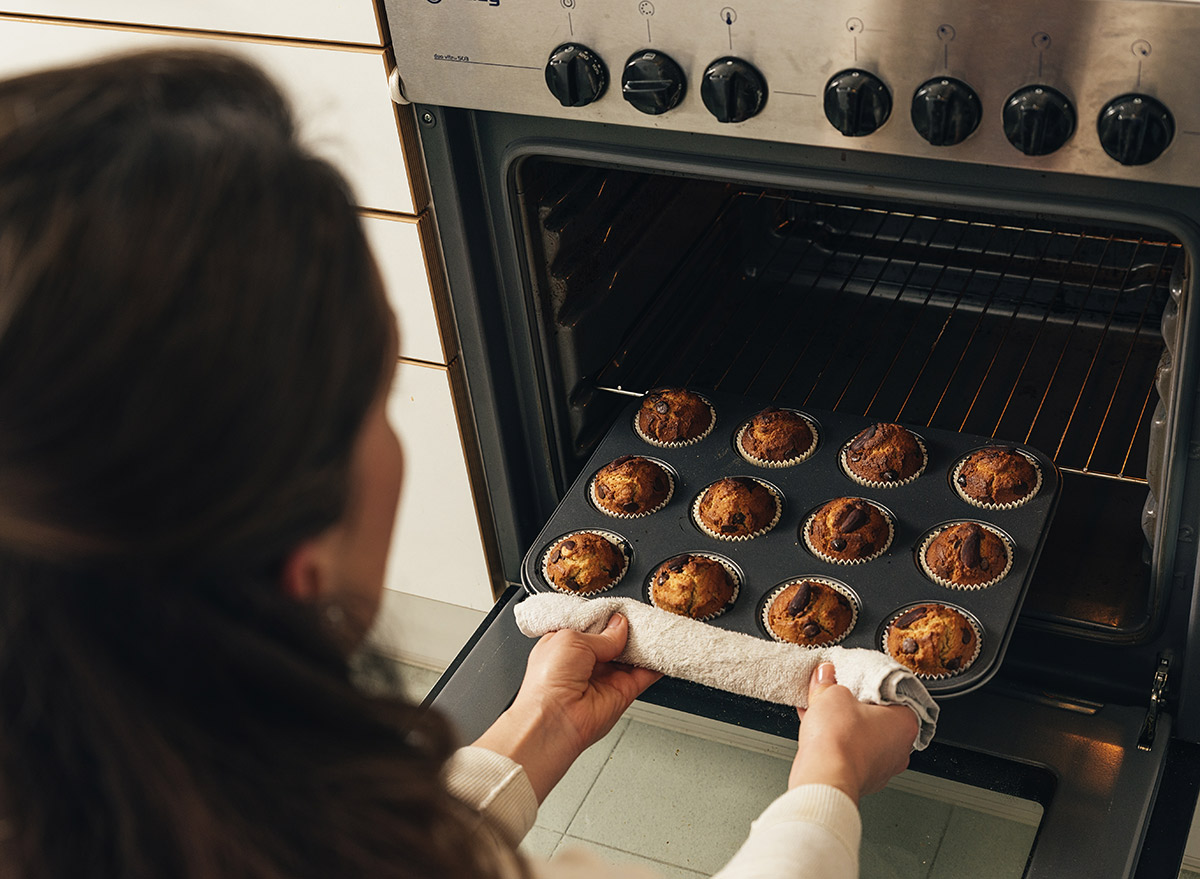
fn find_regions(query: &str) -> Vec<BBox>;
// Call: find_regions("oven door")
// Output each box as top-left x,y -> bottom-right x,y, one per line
410,105 -> 1200,877
427,586 -> 1200,878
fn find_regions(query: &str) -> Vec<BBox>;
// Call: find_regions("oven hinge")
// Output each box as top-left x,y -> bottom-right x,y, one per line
1137,655 -> 1170,751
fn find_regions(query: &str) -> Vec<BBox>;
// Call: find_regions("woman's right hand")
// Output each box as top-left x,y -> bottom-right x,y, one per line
788,662 -> 919,804
472,613 -> 660,803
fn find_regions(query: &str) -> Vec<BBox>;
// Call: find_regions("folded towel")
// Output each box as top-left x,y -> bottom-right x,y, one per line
514,592 -> 938,750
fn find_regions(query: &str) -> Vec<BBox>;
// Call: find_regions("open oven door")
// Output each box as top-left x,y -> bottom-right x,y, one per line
424,586 -> 1200,879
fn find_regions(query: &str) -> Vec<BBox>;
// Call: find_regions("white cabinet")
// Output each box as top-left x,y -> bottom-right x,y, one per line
385,362 -> 493,612
363,216 -> 447,365
1,2 -> 383,45
0,19 -> 414,213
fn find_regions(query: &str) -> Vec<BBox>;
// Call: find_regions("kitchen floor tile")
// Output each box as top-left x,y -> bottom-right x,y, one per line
926,807 -> 1037,879
858,787 -> 953,879
554,836 -> 708,879
565,720 -> 791,875
536,719 -> 631,833
519,825 -> 563,860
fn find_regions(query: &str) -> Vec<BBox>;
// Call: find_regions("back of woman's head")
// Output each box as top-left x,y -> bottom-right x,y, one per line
0,50 -> 502,879
0,49 -> 386,570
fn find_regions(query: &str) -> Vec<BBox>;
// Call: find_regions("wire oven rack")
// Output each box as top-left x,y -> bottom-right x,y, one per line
595,191 -> 1180,486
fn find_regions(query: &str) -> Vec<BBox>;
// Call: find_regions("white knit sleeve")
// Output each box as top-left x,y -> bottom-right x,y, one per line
710,784 -> 861,879
443,746 -> 540,846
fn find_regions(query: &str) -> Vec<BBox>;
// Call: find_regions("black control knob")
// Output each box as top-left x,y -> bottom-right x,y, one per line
700,56 -> 767,123
911,77 -> 981,146
621,50 -> 686,116
545,43 -> 608,108
1097,94 -> 1174,166
1002,85 -> 1075,156
824,69 -> 892,137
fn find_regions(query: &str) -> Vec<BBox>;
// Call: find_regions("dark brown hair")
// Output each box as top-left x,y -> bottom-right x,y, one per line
0,50 -> 504,878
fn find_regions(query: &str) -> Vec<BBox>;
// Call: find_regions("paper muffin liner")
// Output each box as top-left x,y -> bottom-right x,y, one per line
736,411 -> 820,468
880,602 -> 984,680
840,433 -> 929,489
540,529 -> 631,597
917,521 -> 1014,590
760,577 -> 859,648
633,393 -> 717,449
802,500 -> 894,565
950,448 -> 1044,510
646,552 -> 741,621
691,477 -> 783,541
589,458 -> 676,519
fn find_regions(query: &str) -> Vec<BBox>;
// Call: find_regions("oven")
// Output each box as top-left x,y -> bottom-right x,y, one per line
384,0 -> 1200,874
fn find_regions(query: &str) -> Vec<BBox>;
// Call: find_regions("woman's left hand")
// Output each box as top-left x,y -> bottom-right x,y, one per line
472,613 -> 660,801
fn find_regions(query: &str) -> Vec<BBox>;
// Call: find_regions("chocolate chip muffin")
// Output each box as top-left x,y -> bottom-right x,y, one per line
591,455 -> 673,517
765,579 -> 857,646
738,408 -> 817,466
804,497 -> 892,563
649,554 -> 736,619
842,422 -> 926,486
885,604 -> 979,676
543,532 -> 626,594
921,521 -> 1010,587
695,476 -> 780,539
636,388 -> 714,446
954,446 -> 1041,508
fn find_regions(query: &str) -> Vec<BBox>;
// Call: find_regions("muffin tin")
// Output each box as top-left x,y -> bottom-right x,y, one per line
520,389 -> 1060,697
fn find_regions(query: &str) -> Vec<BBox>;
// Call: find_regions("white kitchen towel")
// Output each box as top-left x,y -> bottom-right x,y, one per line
514,592 -> 938,750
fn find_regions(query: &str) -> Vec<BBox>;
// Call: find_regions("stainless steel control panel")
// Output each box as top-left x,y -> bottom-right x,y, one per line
386,0 -> 1200,185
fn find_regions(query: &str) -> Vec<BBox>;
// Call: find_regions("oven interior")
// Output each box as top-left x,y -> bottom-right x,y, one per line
516,157 -> 1184,644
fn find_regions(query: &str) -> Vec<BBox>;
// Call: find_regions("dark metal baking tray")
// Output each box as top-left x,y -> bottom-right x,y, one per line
520,389 -> 1060,697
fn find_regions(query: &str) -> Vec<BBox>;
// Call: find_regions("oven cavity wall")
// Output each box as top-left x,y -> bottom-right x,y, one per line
0,3 -> 501,668
517,154 -> 1181,632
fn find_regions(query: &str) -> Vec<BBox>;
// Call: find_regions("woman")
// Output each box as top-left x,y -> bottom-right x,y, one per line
0,50 -> 916,878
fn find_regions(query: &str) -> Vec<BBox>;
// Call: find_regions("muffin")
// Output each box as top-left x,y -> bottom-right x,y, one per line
842,422 -> 926,486
738,408 -> 817,466
764,579 -> 856,646
804,497 -> 892,563
885,604 -> 980,676
649,554 -> 736,619
954,446 -> 1041,508
921,521 -> 1011,588
694,476 -> 780,539
591,455 -> 673,517
543,532 -> 626,594
636,388 -> 714,446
